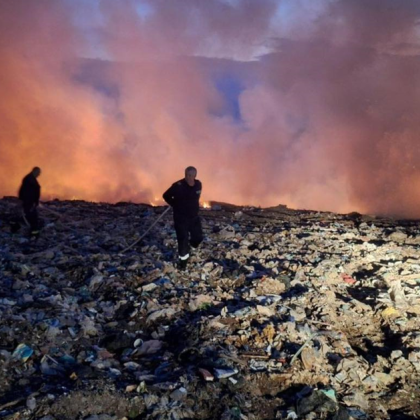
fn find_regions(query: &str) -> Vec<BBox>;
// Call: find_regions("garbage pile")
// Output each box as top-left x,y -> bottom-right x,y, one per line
0,197 -> 419,420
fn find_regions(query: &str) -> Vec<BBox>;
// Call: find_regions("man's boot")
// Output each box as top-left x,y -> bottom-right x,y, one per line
10,221 -> 21,233
178,258 -> 188,270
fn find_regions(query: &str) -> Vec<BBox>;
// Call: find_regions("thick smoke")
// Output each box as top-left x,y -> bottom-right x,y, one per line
1,0 -> 420,217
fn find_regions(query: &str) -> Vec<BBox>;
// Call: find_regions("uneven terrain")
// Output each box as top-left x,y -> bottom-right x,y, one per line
0,198 -> 420,420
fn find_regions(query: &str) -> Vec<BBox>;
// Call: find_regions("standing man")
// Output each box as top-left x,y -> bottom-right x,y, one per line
18,167 -> 41,235
163,166 -> 203,269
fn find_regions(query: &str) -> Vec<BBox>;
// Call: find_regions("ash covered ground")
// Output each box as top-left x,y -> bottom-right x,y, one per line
0,198 -> 420,420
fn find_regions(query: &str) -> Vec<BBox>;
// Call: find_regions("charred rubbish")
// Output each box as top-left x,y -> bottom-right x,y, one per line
0,197 -> 420,419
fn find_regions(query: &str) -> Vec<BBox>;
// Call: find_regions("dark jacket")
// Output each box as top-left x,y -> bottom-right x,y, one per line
18,173 -> 40,206
163,179 -> 202,218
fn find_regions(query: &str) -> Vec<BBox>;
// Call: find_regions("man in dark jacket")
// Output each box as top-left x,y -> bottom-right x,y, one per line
18,167 -> 41,235
163,166 -> 203,269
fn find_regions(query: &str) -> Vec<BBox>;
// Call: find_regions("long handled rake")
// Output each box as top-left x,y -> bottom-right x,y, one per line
121,206 -> 171,253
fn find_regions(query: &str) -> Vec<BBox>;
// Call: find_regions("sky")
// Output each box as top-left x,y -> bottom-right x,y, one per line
1,0 -> 420,217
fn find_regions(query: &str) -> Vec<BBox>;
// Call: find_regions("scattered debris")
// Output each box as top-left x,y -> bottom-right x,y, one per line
0,197 -> 420,419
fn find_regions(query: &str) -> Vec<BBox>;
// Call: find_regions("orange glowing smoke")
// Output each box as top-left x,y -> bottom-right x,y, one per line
1,0 -> 420,217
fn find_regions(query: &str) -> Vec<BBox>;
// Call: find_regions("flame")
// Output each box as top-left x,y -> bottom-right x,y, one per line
202,201 -> 211,209
149,197 -> 165,207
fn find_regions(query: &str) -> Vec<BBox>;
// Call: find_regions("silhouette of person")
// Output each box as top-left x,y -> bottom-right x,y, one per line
18,167 -> 41,235
163,166 -> 203,269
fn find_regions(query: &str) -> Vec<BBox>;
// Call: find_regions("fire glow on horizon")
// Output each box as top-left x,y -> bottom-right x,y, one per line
1,0 -> 420,217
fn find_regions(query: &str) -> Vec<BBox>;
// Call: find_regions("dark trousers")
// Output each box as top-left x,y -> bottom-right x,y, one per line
23,203 -> 39,232
174,216 -> 203,258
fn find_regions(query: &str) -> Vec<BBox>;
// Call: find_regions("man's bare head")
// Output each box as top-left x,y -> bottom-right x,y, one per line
184,166 -> 197,186
32,167 -> 41,178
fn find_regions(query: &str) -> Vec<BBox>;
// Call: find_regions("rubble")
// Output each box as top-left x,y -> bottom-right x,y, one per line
0,197 -> 420,419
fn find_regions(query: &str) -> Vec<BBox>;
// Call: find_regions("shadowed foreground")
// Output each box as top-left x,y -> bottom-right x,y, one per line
0,198 -> 419,419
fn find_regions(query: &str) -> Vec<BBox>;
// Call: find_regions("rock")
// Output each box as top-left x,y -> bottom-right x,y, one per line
219,226 -> 236,240
391,350 -> 403,360
388,280 -> 407,308
296,390 -> 341,417
256,305 -> 276,317
88,274 -> 104,291
289,307 -> 306,322
300,347 -> 323,370
188,294 -> 213,311
342,392 -> 369,411
125,384 -> 137,392
170,387 -> 187,401
135,340 -> 163,356
147,308 -> 178,323
26,396 -> 36,411
388,231 -> 408,242
142,283 -> 158,292
406,305 -> 420,315
255,277 -> 286,295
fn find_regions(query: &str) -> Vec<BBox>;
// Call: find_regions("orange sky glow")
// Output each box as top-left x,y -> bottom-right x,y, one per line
1,0 -> 420,217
